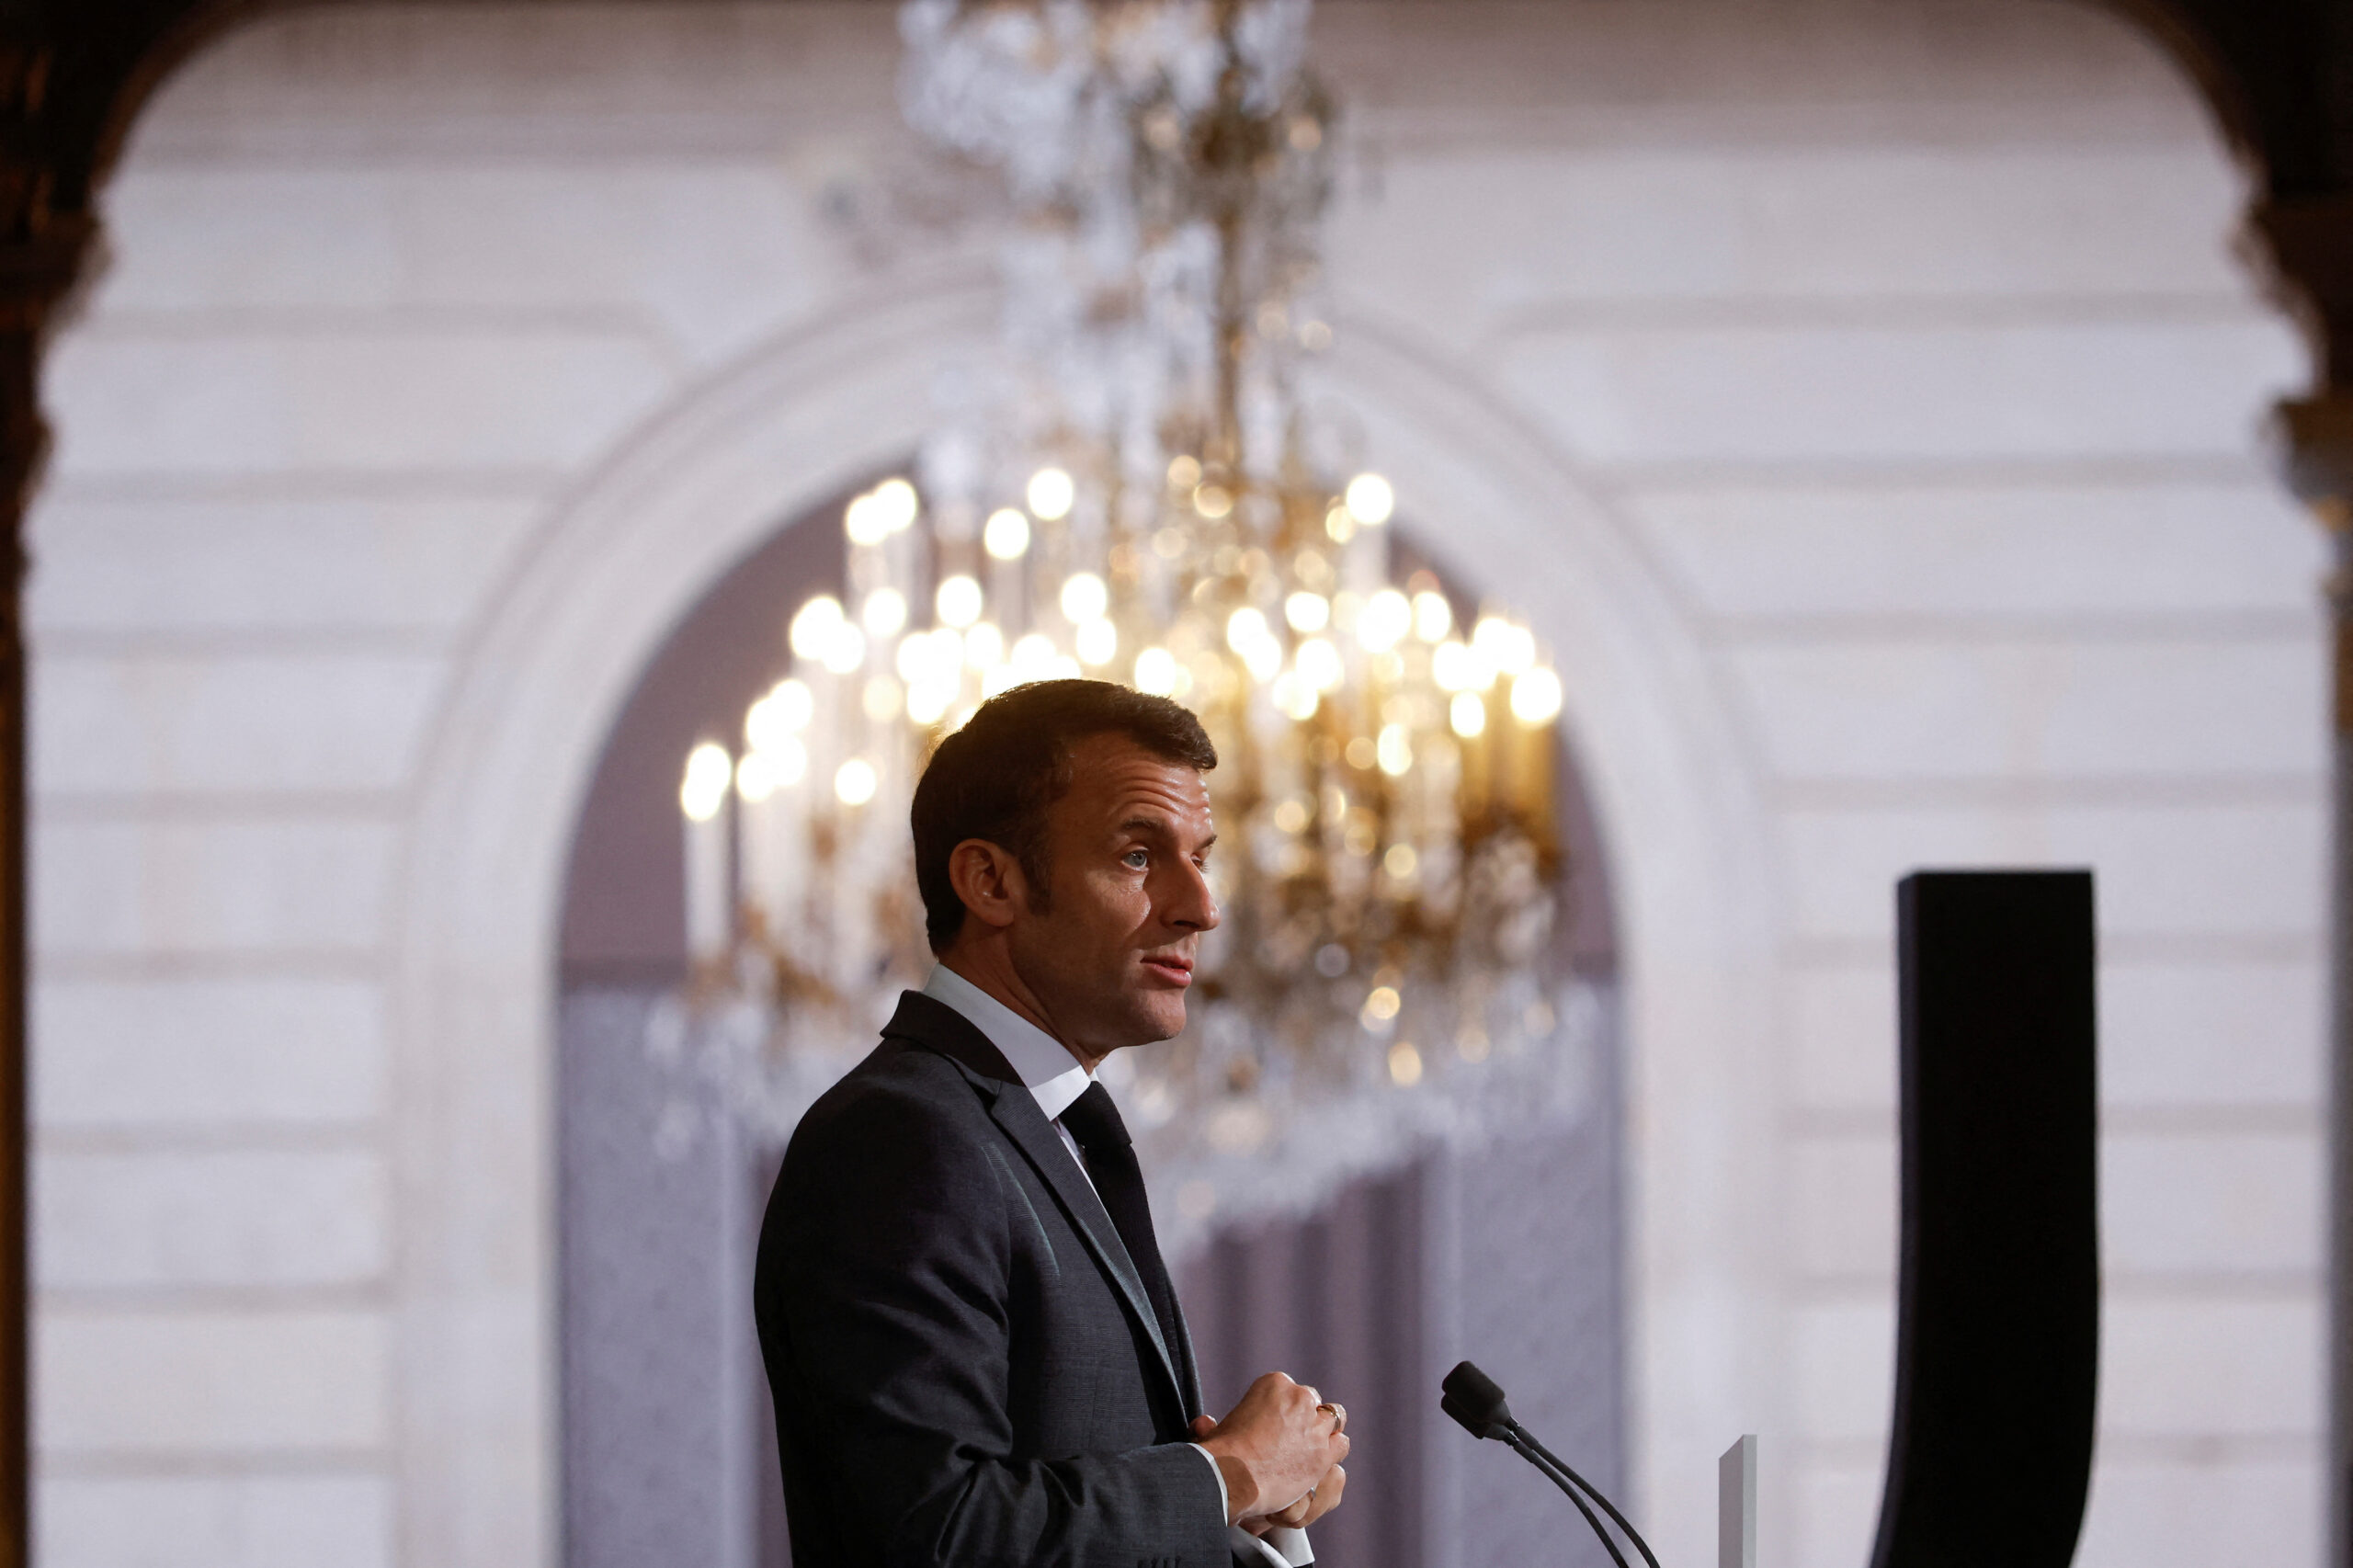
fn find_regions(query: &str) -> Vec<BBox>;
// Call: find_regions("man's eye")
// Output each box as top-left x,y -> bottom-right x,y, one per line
1122,849 -> 1150,869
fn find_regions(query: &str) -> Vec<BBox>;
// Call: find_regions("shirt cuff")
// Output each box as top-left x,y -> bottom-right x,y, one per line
1229,1524 -> 1313,1566
1261,1526 -> 1314,1565
1189,1443 -> 1229,1521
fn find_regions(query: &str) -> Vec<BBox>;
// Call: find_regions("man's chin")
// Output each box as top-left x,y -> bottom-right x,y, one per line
1127,994 -> 1188,1045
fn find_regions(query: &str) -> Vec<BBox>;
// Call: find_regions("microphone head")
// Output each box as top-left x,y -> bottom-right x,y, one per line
1440,1360 -> 1513,1439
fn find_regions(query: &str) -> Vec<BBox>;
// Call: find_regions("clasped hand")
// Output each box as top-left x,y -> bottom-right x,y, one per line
1192,1371 -> 1349,1534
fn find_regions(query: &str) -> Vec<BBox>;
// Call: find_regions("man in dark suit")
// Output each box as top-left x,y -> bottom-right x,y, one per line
756,678 -> 1349,1568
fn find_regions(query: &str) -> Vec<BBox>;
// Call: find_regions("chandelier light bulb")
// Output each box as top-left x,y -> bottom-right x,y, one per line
1166,454 -> 1201,489
871,477 -> 919,533
1075,618 -> 1119,666
834,757 -> 880,807
894,631 -> 931,686
1285,591 -> 1331,632
744,700 -> 780,754
1272,670 -> 1320,722
1345,472 -> 1394,526
769,734 -> 809,786
1010,632 -> 1058,674
863,675 -> 904,722
772,678 -> 813,731
1412,591 -> 1452,642
844,492 -> 890,547
906,680 -> 954,726
1060,572 -> 1109,623
736,751 -> 779,803
1502,622 -> 1538,676
983,507 -> 1031,560
1226,606 -> 1270,653
1449,690 -> 1488,739
1358,589 -> 1412,653
788,595 -> 845,660
1376,723 -> 1414,777
1192,483 -> 1233,519
936,574 -> 983,629
822,621 -> 868,675
862,586 -> 908,638
745,684 -> 809,755
1294,636 -> 1344,692
1473,613 -> 1538,676
1028,467 -> 1076,520
1133,645 -> 1178,696
1361,984 -> 1403,1026
1388,1041 -> 1424,1087
1470,615 -> 1520,684
1510,665 -> 1564,725
680,742 -> 732,822
1431,640 -> 1476,693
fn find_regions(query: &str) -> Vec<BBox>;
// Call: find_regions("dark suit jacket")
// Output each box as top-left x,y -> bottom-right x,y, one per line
755,989 -> 1232,1568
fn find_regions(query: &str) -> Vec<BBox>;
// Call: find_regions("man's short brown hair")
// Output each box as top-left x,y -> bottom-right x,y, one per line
911,679 -> 1217,954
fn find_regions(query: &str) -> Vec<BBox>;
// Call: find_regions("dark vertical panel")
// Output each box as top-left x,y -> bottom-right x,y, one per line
1869,870 -> 2098,1568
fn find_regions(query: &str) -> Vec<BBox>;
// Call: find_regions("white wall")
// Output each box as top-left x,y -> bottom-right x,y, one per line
25,4 -> 2322,1566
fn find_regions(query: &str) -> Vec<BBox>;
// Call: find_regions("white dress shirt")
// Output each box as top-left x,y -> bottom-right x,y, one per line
919,966 -> 1313,1568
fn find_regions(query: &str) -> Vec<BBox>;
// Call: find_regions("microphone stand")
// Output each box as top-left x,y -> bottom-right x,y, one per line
1501,1426 -> 1630,1568
1508,1425 -> 1662,1568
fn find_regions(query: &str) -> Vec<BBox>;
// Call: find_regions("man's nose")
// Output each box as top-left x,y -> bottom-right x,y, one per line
1166,858 -> 1220,931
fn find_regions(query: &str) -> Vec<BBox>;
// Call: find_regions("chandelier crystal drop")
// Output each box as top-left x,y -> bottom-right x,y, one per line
669,0 -> 1597,1249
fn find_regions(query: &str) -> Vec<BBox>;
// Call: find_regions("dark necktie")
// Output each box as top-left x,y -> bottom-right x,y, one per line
1058,1081 -> 1188,1396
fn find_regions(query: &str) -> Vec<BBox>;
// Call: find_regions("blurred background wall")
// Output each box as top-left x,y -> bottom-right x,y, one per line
21,3 -> 2323,1567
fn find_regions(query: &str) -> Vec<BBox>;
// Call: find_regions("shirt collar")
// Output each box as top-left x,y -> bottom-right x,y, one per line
921,963 -> 1095,1122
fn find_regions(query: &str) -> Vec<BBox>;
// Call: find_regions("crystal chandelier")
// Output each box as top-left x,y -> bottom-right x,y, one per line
669,0 -> 1595,1244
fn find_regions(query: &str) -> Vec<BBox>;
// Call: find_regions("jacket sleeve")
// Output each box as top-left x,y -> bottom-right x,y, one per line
758,1081 -> 1229,1568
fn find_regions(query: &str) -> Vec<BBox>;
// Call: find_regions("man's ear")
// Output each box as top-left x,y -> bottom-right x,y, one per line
946,838 -> 1028,932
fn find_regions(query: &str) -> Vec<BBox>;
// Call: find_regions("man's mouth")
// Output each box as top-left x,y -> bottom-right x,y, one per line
1141,953 -> 1194,985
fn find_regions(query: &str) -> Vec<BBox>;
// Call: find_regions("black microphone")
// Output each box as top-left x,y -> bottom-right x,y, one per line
1440,1360 -> 1662,1568
1438,1360 -> 1512,1438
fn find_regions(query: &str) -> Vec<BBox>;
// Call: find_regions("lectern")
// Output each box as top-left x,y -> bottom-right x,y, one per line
1867,871 -> 2098,1568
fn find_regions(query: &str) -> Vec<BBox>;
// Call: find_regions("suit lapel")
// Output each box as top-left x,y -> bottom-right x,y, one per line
881,992 -> 1188,1413
981,1091 -> 1188,1403
1168,1293 -> 1205,1420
